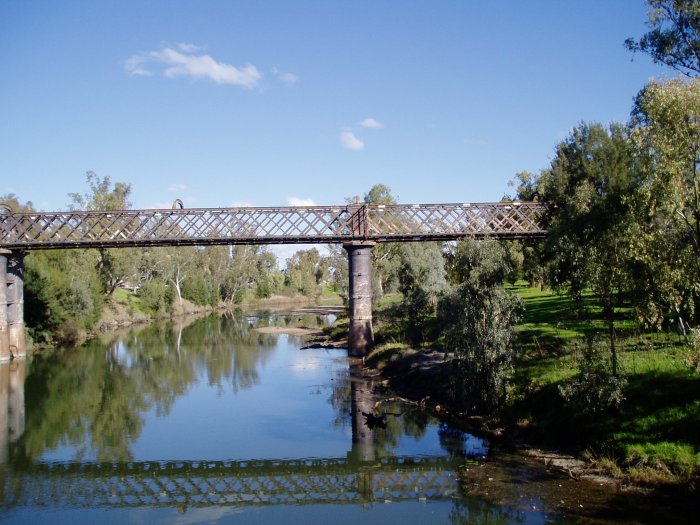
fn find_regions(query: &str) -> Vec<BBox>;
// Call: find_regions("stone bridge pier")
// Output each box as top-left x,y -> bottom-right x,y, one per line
344,242 -> 374,357
0,250 -> 25,362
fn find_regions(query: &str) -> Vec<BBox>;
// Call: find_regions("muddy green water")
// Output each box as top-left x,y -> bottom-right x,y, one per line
0,312 -> 694,524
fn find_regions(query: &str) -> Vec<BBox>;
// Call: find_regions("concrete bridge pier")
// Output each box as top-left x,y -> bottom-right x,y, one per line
6,253 -> 25,359
344,242 -> 374,357
0,252 -> 9,363
0,251 -> 25,362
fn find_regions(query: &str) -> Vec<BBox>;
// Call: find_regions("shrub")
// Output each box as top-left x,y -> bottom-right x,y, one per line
138,280 -> 172,314
558,335 -> 626,413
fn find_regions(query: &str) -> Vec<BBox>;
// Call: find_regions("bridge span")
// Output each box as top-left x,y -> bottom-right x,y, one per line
1,455 -> 462,509
0,201 -> 545,359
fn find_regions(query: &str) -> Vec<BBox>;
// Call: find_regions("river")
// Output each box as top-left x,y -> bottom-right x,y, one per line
0,311 -> 695,524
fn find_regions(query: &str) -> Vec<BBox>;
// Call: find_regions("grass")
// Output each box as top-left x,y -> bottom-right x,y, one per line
506,283 -> 700,487
111,288 -> 149,316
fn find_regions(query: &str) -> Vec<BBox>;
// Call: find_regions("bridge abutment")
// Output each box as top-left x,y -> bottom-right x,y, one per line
0,250 -> 25,361
344,242 -> 374,357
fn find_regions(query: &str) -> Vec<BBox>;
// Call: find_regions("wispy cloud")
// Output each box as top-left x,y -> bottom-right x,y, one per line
287,196 -> 316,207
359,117 -> 383,129
125,43 -> 261,88
272,67 -> 299,86
230,200 -> 254,208
340,131 -> 364,151
167,183 -> 187,192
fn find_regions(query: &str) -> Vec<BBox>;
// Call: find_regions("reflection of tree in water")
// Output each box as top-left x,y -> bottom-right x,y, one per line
329,365 -> 437,460
330,365 -> 486,463
17,312 -> 297,463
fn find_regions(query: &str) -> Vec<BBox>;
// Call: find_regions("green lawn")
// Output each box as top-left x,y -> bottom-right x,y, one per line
508,284 -> 700,485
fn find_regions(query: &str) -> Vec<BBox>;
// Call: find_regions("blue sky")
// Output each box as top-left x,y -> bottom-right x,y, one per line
1,1 -> 668,212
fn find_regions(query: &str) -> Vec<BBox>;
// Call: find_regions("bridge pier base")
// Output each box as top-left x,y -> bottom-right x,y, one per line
344,242 -> 374,357
0,250 -> 25,362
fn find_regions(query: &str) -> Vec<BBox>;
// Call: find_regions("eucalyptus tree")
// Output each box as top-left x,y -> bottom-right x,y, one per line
625,0 -> 700,78
540,122 -> 637,375
363,184 -> 401,300
69,171 -> 138,297
507,171 -> 547,288
631,77 -> 700,329
286,247 -> 322,296
438,239 -> 521,413
397,242 -> 447,345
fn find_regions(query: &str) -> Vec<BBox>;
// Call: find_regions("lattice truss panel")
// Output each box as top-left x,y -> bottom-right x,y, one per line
2,458 -> 460,508
367,203 -> 545,240
0,203 -> 545,249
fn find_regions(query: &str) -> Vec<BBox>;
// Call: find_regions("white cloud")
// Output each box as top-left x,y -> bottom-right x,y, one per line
177,42 -> 205,53
125,44 -> 261,88
167,183 -> 187,192
272,67 -> 299,86
287,196 -> 316,207
340,131 -> 364,151
230,200 -> 254,208
359,117 -> 383,129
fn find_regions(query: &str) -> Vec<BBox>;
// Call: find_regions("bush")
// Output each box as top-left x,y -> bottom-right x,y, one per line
182,272 -> 220,306
438,239 -> 521,413
138,280 -> 173,314
439,284 -> 521,413
558,335 -> 627,413
54,319 -> 83,346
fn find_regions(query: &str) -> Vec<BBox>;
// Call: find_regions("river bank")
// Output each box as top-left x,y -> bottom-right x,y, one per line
27,290 -> 341,351
308,289 -> 700,497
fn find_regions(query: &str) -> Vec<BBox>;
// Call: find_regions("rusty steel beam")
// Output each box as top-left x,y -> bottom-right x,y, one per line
0,202 -> 545,250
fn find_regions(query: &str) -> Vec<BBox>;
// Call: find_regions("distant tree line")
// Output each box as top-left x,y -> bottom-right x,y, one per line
2,172 -> 344,344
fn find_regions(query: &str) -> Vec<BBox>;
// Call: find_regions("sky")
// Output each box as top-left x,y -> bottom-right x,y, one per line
1,0 -> 669,214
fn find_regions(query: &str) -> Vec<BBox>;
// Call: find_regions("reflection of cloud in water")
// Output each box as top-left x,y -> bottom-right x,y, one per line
290,353 -> 322,375
171,506 -> 245,524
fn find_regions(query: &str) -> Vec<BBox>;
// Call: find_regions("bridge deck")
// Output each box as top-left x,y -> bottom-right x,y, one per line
0,202 -> 545,250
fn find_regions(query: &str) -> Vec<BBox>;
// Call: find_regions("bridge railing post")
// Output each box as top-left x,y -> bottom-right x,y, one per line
0,250 -> 9,363
344,242 -> 374,357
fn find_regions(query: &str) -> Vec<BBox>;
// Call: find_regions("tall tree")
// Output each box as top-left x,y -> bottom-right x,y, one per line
541,122 -> 637,375
397,242 -> 447,345
363,184 -> 401,300
286,248 -> 322,296
438,239 -> 521,413
69,171 -> 137,297
631,77 -> 700,328
625,0 -> 700,77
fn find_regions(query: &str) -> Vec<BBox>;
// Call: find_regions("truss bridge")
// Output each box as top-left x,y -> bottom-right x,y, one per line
1,455 -> 462,509
0,202 -> 545,250
0,200 -> 546,358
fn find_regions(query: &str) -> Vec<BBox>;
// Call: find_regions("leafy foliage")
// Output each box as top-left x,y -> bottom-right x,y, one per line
558,335 -> 627,414
631,78 -> 700,329
439,240 -> 522,413
397,242 -> 446,345
625,0 -> 700,77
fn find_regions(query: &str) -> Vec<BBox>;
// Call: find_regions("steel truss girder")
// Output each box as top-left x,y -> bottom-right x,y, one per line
0,202 -> 545,250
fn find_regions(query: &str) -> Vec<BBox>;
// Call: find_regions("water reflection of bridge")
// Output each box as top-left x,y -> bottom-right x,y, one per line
3,455 -> 460,508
